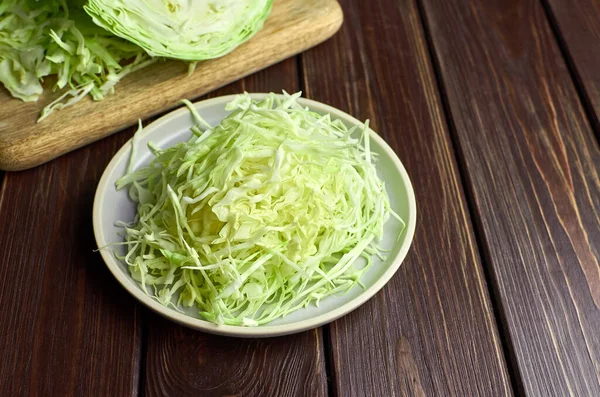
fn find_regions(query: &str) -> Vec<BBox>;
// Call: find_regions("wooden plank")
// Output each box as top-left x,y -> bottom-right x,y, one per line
300,0 -> 513,395
543,0 -> 600,128
0,127 -> 141,395
419,0 -> 600,395
145,316 -> 326,397
143,58 -> 328,397
0,0 -> 342,171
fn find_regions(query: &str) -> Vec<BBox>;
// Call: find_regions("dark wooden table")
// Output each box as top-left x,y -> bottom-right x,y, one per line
2,0 -> 600,396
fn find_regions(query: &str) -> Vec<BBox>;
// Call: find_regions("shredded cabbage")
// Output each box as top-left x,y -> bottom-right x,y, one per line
0,0 -> 152,121
84,0 -> 273,61
116,92 -> 400,326
1,0 -> 272,120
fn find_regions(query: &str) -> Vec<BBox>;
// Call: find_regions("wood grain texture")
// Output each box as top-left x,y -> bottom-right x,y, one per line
543,0 -> 600,129
0,0 -> 342,171
145,316 -> 326,397
420,0 -> 600,395
0,128 -> 141,396
300,0 -> 513,395
143,58 -> 327,397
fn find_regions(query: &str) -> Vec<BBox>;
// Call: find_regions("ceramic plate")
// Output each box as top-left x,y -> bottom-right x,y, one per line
93,94 -> 416,337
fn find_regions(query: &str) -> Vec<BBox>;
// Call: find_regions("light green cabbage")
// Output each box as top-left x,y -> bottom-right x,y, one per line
1,0 -> 273,120
84,0 -> 274,61
0,0 -> 152,120
116,92 -> 402,326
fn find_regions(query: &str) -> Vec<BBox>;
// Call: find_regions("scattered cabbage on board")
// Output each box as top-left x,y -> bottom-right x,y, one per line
115,92 -> 403,326
84,0 -> 274,61
0,0 -> 273,121
0,0 -> 152,121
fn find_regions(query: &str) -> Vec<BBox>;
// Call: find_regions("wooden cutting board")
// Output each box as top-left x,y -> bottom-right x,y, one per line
0,0 -> 342,171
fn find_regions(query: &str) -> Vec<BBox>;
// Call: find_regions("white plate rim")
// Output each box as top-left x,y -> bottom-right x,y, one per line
93,93 -> 417,337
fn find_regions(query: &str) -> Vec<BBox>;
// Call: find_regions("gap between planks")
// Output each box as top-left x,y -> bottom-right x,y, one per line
137,310 -> 148,397
538,0 -> 600,147
413,0 -> 524,394
0,172 -> 6,211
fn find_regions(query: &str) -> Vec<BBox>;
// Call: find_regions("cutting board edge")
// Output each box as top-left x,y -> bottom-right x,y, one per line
0,1 -> 343,171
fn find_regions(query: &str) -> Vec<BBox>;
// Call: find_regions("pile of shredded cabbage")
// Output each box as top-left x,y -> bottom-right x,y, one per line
116,92 -> 401,326
0,0 -> 153,121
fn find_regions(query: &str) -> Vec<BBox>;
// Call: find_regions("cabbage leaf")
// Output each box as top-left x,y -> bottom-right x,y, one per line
84,0 -> 273,61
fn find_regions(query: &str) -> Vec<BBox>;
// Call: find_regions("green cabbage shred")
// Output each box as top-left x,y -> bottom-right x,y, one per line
0,0 -> 153,121
1,0 -> 273,120
116,92 -> 401,326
